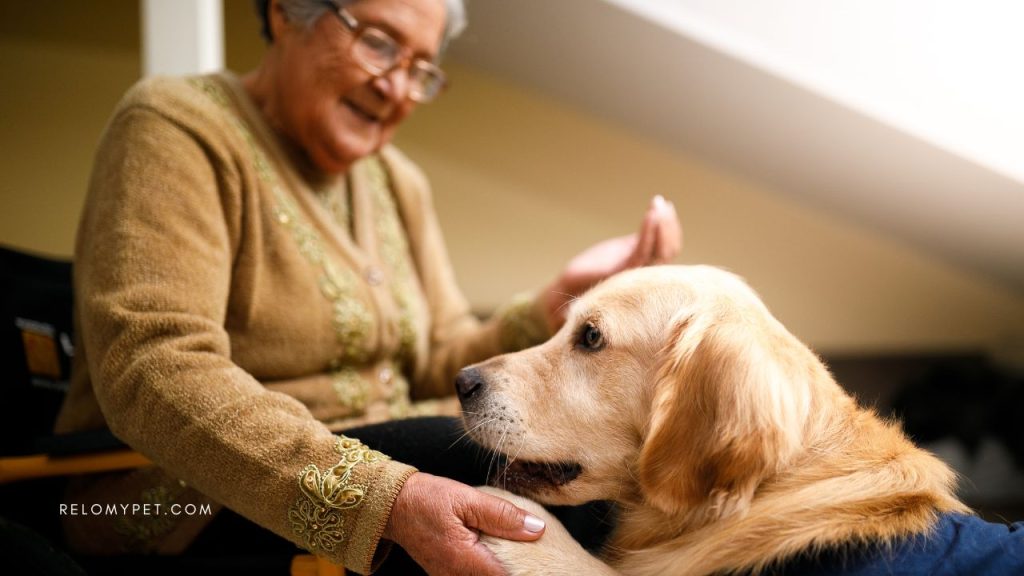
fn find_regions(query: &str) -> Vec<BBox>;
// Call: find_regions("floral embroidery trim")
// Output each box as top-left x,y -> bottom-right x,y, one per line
497,292 -> 550,352
317,181 -> 351,234
364,159 -> 421,365
387,371 -> 413,419
288,436 -> 389,553
189,76 -> 374,365
274,191 -> 373,364
330,366 -> 370,413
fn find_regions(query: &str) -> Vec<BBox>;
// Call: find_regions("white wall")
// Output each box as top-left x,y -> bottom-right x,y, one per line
615,0 -> 1024,184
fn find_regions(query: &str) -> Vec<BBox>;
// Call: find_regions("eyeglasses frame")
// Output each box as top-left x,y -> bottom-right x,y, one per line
328,3 -> 448,103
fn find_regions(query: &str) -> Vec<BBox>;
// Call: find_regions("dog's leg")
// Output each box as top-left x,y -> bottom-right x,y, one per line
477,487 -> 620,576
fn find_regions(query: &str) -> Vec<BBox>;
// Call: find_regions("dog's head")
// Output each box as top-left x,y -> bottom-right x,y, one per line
458,265 -> 835,521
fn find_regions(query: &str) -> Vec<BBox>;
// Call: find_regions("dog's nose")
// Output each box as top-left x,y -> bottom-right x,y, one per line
455,367 -> 486,403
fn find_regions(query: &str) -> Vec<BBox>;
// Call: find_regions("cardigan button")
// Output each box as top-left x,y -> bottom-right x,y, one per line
365,267 -> 384,286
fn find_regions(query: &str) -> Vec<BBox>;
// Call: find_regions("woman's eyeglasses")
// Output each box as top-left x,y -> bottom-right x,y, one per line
329,3 -> 448,103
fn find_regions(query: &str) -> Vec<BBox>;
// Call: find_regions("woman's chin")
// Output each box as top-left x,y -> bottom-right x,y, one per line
311,138 -> 377,175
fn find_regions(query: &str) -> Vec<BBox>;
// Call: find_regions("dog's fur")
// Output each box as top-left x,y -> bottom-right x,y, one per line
459,265 -> 968,576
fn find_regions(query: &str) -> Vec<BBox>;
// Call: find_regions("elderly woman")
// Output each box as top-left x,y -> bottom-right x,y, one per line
55,0 -> 680,574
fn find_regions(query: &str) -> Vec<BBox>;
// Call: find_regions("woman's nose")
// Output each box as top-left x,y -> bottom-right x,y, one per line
372,67 -> 411,103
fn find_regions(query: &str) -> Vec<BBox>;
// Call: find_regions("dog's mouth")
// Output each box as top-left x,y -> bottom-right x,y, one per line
492,454 -> 583,492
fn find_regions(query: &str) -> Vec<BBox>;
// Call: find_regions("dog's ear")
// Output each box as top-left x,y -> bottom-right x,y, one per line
637,311 -> 812,521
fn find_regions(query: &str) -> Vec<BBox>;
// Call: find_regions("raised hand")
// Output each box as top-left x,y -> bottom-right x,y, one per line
542,195 -> 682,329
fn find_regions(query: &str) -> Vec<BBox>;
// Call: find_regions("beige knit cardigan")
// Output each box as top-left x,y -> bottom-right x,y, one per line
54,72 -> 550,574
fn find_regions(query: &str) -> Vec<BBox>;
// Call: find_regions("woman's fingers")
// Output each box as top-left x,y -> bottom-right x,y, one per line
635,195 -> 682,265
385,473 -> 543,575
654,197 -> 682,263
630,196 -> 662,267
460,489 -> 546,541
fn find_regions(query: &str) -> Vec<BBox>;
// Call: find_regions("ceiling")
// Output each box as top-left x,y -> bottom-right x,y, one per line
448,0 -> 1024,291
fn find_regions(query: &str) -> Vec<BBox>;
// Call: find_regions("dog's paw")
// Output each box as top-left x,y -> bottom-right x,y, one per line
477,487 -> 619,576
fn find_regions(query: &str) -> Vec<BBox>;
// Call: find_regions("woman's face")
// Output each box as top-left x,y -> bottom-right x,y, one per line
270,0 -> 446,174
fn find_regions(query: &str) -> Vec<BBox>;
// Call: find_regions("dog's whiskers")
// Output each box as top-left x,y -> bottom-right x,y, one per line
446,413 -> 495,450
492,426 -> 512,487
502,428 -> 524,492
502,417 -> 532,491
483,425 -> 506,485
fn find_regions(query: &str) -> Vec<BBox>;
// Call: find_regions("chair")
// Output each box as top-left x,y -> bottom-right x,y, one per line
0,245 -> 343,576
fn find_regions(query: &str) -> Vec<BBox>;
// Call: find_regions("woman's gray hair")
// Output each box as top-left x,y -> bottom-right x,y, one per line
253,0 -> 466,56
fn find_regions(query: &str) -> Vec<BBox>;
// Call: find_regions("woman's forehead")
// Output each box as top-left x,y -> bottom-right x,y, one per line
346,0 -> 446,55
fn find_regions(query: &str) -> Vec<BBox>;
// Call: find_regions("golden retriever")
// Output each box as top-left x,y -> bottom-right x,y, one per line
457,265 -> 970,576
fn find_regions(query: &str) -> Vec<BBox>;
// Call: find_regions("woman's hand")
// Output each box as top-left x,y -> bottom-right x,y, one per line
543,195 -> 682,329
384,472 -> 546,576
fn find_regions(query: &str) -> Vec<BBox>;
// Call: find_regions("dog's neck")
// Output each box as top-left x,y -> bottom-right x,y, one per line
608,408 -> 968,576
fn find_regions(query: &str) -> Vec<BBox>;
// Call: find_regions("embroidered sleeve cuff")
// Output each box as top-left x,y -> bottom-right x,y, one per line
288,435 -> 417,574
495,292 -> 553,352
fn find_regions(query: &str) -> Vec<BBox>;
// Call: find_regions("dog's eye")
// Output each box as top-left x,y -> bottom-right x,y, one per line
576,323 -> 605,351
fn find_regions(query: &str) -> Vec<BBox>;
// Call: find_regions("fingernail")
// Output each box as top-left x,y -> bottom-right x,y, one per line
523,514 -> 545,533
654,195 -> 666,208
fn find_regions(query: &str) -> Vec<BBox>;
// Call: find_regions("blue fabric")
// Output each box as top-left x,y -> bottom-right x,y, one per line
777,513 -> 1024,575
